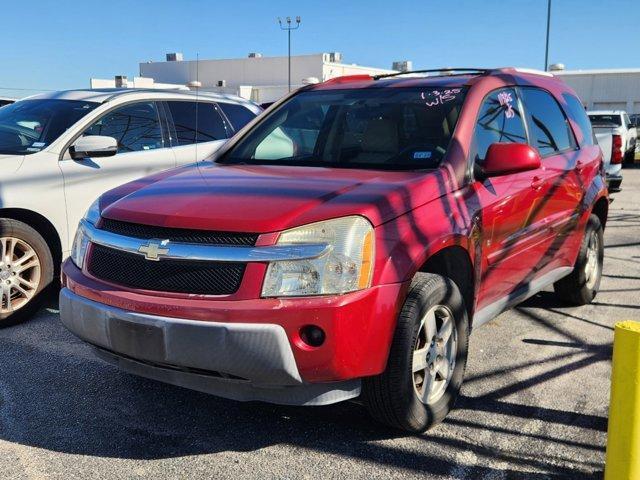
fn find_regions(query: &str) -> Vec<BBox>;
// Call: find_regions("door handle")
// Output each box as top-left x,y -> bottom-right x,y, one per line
531,176 -> 544,190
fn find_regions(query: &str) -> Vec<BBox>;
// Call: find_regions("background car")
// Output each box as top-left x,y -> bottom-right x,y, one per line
0,97 -> 15,108
0,88 -> 261,325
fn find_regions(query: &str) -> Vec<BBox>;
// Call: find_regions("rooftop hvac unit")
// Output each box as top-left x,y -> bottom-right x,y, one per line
217,80 -> 226,87
327,52 -> 343,63
166,52 -> 184,62
248,52 -> 263,58
392,60 -> 413,72
114,75 -> 128,88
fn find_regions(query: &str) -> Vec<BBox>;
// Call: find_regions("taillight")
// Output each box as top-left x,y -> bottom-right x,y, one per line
612,135 -> 623,164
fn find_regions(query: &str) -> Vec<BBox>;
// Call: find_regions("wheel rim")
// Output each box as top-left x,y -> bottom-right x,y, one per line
0,237 -> 41,314
412,304 -> 457,405
584,230 -> 600,290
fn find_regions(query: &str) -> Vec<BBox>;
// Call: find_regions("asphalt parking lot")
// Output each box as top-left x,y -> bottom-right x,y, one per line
1,171 -> 638,480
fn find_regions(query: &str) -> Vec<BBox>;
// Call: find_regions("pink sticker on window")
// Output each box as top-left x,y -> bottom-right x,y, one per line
497,91 -> 515,119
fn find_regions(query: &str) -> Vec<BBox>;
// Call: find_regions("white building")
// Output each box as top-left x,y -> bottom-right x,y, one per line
137,52 -> 397,103
552,67 -> 640,114
90,75 -> 187,90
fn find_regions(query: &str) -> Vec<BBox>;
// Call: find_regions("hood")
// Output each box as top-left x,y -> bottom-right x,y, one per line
100,163 -> 450,233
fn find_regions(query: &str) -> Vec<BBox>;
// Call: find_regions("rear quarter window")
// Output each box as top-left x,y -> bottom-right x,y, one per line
562,93 -> 594,146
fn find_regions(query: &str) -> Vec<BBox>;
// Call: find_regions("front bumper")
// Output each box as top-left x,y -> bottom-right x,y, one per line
60,288 -> 361,405
62,260 -> 407,383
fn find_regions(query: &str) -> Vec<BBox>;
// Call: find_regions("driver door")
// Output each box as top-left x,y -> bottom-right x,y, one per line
470,88 -> 553,309
59,101 -> 176,247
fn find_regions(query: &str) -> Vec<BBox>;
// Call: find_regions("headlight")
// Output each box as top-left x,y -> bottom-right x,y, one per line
262,216 -> 374,297
70,199 -> 101,269
83,198 -> 101,225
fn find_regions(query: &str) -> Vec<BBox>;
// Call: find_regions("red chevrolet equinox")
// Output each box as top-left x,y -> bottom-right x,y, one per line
60,68 -> 608,433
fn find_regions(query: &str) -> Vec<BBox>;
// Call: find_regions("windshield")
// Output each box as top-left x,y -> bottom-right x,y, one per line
0,99 -> 98,155
219,87 -> 467,170
589,114 -> 622,126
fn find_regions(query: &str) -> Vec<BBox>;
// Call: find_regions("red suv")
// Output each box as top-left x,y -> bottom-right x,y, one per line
60,68 -> 608,433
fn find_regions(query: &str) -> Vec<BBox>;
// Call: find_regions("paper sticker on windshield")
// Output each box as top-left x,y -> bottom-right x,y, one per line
422,88 -> 462,107
26,147 -> 42,152
497,91 -> 515,119
32,142 -> 46,147
413,151 -> 432,159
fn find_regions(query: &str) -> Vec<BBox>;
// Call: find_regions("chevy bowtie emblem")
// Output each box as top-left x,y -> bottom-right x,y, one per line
138,241 -> 170,261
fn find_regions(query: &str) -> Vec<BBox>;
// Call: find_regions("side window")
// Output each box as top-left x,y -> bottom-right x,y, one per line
472,88 -> 527,163
562,93 -> 594,146
84,102 -> 163,153
218,102 -> 257,131
166,101 -> 228,146
520,88 -> 575,157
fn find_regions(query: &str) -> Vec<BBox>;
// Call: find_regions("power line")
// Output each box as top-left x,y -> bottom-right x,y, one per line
0,86 -> 57,92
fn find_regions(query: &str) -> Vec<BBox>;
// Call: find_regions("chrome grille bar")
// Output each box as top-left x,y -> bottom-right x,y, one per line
81,220 -> 330,263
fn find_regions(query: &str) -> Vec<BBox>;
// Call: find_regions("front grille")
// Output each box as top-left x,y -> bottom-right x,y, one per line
88,244 -> 245,295
99,218 -> 258,246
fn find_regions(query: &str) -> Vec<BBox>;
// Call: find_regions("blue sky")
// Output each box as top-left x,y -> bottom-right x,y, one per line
1,0 -> 637,98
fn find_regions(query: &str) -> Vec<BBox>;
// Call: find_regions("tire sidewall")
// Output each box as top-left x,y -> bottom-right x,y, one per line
0,219 -> 54,325
575,215 -> 604,300
392,275 -> 469,430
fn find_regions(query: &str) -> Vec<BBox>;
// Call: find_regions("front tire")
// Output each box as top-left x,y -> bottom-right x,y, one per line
553,214 -> 603,305
0,219 -> 54,327
363,273 -> 469,433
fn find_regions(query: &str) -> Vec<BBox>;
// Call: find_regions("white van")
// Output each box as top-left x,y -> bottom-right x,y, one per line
0,88 -> 261,325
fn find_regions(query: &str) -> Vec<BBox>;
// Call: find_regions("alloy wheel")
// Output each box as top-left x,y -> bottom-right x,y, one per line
584,229 -> 600,290
412,304 -> 457,405
0,237 -> 41,314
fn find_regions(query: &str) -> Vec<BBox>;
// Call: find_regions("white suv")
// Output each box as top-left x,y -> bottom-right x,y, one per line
0,88 -> 261,325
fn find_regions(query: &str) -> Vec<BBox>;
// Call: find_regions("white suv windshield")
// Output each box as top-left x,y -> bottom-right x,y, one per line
0,99 -> 98,155
220,87 -> 467,170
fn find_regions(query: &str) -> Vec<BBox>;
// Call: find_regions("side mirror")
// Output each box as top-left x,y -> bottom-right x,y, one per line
481,143 -> 541,178
70,135 -> 117,160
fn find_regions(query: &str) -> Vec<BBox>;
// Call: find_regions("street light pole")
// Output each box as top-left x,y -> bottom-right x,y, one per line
544,0 -> 551,71
278,16 -> 301,92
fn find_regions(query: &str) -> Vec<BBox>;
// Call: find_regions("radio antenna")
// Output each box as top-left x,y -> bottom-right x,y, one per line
195,53 -> 199,163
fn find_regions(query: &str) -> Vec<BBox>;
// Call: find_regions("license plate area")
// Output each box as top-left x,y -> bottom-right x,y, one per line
108,318 -> 166,363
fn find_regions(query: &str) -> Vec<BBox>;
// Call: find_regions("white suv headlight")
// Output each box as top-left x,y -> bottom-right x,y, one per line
70,199 -> 101,269
262,216 -> 374,297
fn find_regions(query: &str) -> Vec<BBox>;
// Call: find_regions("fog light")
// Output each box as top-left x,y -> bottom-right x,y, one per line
300,325 -> 325,347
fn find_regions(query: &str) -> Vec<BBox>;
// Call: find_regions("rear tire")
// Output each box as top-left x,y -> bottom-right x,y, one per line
0,218 -> 54,327
553,214 -> 603,306
362,273 -> 469,433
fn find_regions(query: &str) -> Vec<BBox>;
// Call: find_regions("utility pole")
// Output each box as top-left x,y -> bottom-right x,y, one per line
278,16 -> 301,91
544,0 -> 551,71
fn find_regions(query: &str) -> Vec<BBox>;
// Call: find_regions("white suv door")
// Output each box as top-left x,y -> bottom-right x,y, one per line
59,100 -> 176,247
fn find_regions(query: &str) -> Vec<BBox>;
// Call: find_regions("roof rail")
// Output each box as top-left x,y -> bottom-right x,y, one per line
372,68 -> 490,80
100,87 -> 195,103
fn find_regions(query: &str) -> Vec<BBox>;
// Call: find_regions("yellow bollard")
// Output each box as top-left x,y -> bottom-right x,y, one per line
605,321 -> 640,480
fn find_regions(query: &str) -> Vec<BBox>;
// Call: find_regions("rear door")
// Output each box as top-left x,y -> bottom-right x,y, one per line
518,87 -> 583,274
163,101 -> 231,166
60,100 -> 175,243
